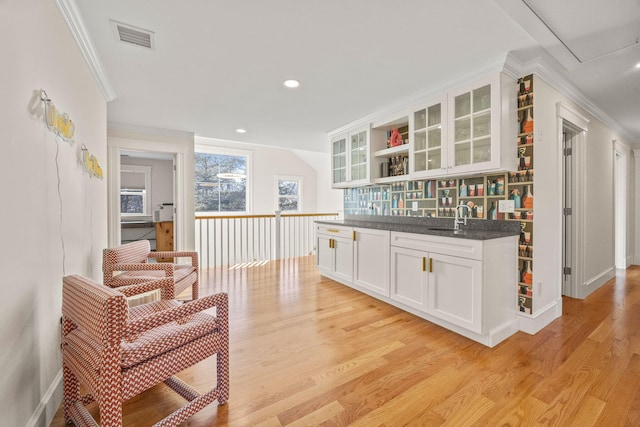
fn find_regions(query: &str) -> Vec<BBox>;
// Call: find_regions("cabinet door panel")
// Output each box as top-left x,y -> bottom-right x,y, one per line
428,253 -> 482,333
354,229 -> 390,297
390,246 -> 428,311
316,235 -> 334,275
333,238 -> 354,283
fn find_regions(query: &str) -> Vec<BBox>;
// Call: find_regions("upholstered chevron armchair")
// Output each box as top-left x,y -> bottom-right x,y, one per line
61,275 -> 229,427
103,240 -> 199,300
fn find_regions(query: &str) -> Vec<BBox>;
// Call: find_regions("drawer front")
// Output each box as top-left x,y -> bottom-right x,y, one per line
316,224 -> 354,239
390,231 -> 483,260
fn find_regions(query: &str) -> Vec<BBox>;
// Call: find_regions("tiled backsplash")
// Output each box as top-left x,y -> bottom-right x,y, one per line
343,171 -> 512,219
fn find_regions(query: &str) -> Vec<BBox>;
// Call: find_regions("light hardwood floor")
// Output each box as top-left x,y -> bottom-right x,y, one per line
52,257 -> 640,426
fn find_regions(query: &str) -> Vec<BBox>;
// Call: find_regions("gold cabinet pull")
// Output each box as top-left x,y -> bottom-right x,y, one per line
422,257 -> 426,272
326,229 -> 340,233
353,231 -> 357,241
429,258 -> 433,273
328,238 -> 333,249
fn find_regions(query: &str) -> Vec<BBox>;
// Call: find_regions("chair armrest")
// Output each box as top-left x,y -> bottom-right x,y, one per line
113,262 -> 174,276
62,275 -> 128,342
148,251 -> 199,268
115,277 -> 175,300
125,293 -> 227,338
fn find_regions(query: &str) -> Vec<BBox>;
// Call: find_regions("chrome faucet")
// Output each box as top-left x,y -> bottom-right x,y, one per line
454,204 -> 470,230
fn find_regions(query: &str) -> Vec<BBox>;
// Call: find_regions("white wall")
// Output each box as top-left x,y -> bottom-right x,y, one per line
293,149 -> 344,215
534,77 -> 634,313
196,137 -> 342,214
0,0 -> 107,425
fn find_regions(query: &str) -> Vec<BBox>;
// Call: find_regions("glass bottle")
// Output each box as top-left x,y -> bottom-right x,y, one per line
459,179 -> 467,197
523,261 -> 533,285
519,261 -> 527,283
488,201 -> 497,220
523,185 -> 534,209
522,108 -> 534,134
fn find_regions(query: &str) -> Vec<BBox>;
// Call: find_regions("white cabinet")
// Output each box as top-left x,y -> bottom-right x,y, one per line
390,245 -> 482,331
410,96 -> 448,178
330,125 -> 372,188
446,73 -> 517,175
353,227 -> 390,297
390,245 -> 429,311
316,222 -> 518,347
428,252 -> 482,333
329,72 -> 517,183
348,125 -> 371,186
330,133 -> 348,187
316,225 -> 354,283
390,231 -> 516,344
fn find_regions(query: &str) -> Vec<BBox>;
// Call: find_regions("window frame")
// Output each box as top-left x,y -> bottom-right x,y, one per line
275,175 -> 303,213
194,145 -> 253,215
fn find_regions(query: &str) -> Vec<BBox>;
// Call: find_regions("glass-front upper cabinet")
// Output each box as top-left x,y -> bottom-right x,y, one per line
330,125 -> 371,188
410,96 -> 447,178
447,73 -> 517,175
348,125 -> 371,186
331,133 -> 348,187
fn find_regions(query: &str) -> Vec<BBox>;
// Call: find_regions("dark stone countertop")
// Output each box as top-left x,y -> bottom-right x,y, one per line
315,215 -> 521,241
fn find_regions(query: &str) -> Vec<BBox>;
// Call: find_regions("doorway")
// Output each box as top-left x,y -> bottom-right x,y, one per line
107,134 -> 193,252
558,103 -> 589,299
120,150 -> 176,252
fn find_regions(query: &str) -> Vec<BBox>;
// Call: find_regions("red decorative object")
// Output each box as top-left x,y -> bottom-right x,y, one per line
389,128 -> 403,147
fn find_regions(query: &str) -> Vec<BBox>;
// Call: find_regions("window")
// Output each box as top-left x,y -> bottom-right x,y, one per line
195,146 -> 252,213
121,165 -> 151,217
276,176 -> 302,212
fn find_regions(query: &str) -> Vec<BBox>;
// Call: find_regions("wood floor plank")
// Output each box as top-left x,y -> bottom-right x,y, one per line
49,260 -> 640,426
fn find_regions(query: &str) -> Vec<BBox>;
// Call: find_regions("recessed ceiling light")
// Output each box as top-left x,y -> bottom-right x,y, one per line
283,79 -> 301,88
635,62 -> 640,69
236,128 -> 246,134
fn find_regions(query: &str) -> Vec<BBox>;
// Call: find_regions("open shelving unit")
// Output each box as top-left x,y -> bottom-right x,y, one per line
513,74 -> 535,314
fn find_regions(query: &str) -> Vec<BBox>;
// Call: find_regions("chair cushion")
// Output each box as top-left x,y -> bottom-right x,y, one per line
121,300 -> 218,368
111,265 -> 196,287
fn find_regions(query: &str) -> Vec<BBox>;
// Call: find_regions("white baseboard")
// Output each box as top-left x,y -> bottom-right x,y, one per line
581,267 -> 615,299
26,369 -> 63,427
517,297 -> 562,335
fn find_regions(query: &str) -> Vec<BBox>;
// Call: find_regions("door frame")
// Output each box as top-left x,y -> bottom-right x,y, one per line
557,103 -> 589,298
107,134 -> 193,251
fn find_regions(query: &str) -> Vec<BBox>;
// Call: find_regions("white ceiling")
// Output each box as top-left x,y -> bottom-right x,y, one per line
71,0 -> 640,152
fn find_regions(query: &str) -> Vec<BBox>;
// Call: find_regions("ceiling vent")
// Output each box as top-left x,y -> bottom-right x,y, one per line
110,20 -> 154,50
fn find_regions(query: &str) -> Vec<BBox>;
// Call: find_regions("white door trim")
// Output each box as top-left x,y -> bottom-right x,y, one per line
556,102 -> 589,299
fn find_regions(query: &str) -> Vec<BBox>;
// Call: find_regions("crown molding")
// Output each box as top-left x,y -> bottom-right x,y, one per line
518,54 -> 634,144
55,0 -> 116,102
